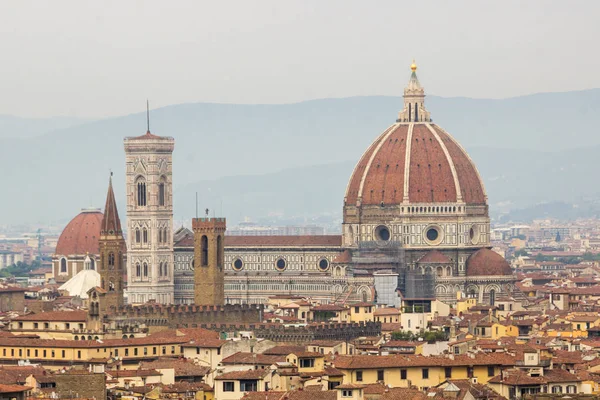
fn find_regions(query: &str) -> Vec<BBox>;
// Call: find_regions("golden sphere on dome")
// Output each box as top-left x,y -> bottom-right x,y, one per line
410,60 -> 417,72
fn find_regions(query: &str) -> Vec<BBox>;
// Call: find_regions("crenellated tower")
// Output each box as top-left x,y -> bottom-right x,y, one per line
193,217 -> 226,305
124,120 -> 175,304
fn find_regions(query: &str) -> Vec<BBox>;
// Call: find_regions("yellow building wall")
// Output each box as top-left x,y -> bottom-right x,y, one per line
339,364 -> 500,388
349,305 -> 374,323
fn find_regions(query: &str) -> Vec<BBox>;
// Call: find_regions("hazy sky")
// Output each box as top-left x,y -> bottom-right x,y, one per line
1,0 -> 599,118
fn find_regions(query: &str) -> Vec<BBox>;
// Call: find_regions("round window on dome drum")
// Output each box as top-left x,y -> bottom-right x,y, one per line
375,225 -> 391,241
275,258 -> 287,271
232,258 -> 243,271
318,258 -> 329,271
426,227 -> 439,242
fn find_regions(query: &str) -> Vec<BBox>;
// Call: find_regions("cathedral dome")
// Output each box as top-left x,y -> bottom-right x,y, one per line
344,64 -> 486,209
55,209 -> 103,256
466,248 -> 513,276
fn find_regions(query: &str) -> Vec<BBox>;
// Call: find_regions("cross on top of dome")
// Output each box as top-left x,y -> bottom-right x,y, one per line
397,61 -> 431,123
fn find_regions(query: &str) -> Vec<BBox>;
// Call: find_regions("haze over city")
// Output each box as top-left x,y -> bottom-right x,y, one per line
2,4 -> 600,400
0,0 -> 599,118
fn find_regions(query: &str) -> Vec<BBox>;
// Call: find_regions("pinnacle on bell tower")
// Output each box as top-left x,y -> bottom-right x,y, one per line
397,60 -> 431,123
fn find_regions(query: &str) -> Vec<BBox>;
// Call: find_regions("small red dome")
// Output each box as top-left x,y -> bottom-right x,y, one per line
466,249 -> 512,276
417,250 -> 450,264
55,209 -> 103,256
344,124 -> 486,207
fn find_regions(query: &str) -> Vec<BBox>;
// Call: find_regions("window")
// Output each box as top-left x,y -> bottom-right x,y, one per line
342,390 -> 353,397
552,386 -> 562,394
144,347 -> 148,355
299,358 -> 314,368
566,385 -> 576,394
43,350 -> 46,358
488,366 -> 495,377
355,307 -> 360,313
143,263 -> 148,277
223,382 -> 234,392
400,369 -> 407,380
34,323 -> 39,329
44,322 -> 49,329
454,346 -> 460,355
18,322 -> 23,329
65,323 -> 70,329
240,380 -> 257,392
445,367 -> 452,378
136,263 -> 141,277
137,180 -> 147,206
134,348 -> 138,356
158,178 -> 166,206
467,367 -> 474,378
153,347 -> 157,355
171,346 -> 175,354
217,235 -> 223,267
108,252 -> 115,267
356,371 -> 363,381
377,370 -> 384,381
162,346 -> 166,355
198,235 -> 209,266
143,228 -> 148,243
62,350 -> 65,358
115,349 -> 119,357
60,258 -> 67,273
125,349 -> 129,356
135,229 -> 141,243
422,368 -> 429,379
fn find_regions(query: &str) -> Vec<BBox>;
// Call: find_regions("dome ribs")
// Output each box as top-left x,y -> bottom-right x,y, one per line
361,125 -> 407,205
433,126 -> 486,204
344,125 -> 396,205
408,124 -> 456,203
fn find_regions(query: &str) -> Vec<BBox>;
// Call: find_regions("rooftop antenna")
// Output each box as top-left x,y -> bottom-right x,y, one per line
205,208 -> 209,218
146,99 -> 150,133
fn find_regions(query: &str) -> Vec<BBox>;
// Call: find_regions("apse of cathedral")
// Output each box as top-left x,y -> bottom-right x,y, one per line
53,62 -> 516,312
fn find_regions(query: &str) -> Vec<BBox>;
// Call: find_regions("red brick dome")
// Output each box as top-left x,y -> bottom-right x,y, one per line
344,123 -> 486,207
55,209 -> 103,256
466,249 -> 513,276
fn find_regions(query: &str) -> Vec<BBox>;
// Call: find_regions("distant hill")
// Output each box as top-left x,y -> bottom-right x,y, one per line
2,89 -> 600,225
0,115 -> 88,139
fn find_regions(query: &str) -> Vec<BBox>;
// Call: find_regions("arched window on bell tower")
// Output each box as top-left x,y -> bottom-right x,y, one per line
158,176 -> 166,206
201,235 -> 208,266
108,252 -> 115,268
415,102 -> 419,121
136,177 -> 147,207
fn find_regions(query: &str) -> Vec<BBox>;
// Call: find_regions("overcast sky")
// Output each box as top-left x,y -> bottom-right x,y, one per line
1,0 -> 599,118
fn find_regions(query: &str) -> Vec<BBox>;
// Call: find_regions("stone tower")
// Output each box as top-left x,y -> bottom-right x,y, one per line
124,127 -> 175,305
88,175 -> 126,330
193,217 -> 226,305
99,174 -> 125,308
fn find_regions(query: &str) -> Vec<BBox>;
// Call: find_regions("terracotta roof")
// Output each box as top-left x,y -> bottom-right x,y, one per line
225,235 -> 342,247
418,250 -> 451,264
140,358 -> 211,377
466,249 -> 513,276
374,307 -> 400,316
242,391 -> 336,400
214,369 -> 271,380
310,304 -> 347,312
107,369 -> 161,378
126,130 -> 171,141
0,384 -> 31,393
333,249 -> 352,263
55,209 -> 103,255
220,352 -> 286,365
344,123 -> 486,207
13,310 -> 88,322
263,345 -> 306,355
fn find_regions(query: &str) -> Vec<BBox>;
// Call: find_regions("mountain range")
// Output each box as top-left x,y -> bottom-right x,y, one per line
2,89 -> 600,226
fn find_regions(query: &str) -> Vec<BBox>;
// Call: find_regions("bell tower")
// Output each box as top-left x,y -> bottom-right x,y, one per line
124,113 -> 175,305
99,174 -> 125,309
192,216 -> 226,305
88,174 -> 126,331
